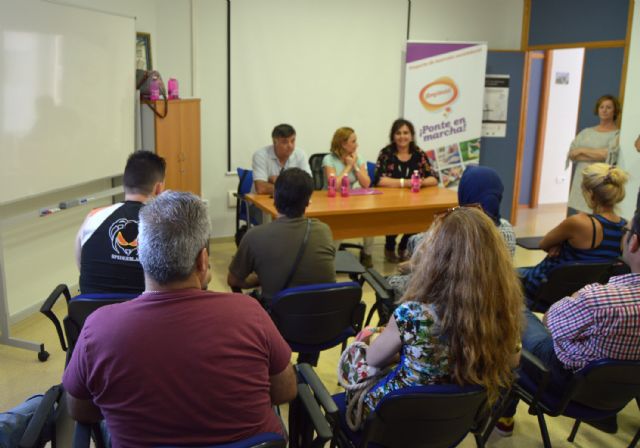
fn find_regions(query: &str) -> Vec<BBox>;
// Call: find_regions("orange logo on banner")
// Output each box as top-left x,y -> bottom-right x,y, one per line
419,77 -> 458,111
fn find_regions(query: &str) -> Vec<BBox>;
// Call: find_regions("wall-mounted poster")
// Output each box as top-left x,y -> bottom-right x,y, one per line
403,41 -> 487,188
482,75 -> 510,138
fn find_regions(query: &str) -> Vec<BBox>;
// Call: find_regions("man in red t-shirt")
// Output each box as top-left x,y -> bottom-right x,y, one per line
63,191 -> 296,447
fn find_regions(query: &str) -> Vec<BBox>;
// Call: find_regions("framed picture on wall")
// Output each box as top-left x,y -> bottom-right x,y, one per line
136,32 -> 152,70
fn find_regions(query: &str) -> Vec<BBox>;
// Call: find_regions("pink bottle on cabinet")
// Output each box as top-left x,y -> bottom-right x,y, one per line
167,78 -> 179,99
328,174 -> 336,197
340,175 -> 350,197
149,78 -> 160,100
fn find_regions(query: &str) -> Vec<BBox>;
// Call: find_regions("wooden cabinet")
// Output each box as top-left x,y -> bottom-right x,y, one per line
141,99 -> 201,196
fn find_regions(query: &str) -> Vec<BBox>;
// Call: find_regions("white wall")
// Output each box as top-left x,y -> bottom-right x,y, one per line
409,0 -> 523,50
538,48 -> 585,204
618,0 -> 640,220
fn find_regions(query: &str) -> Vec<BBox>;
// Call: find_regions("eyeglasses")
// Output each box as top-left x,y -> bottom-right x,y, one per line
434,203 -> 483,220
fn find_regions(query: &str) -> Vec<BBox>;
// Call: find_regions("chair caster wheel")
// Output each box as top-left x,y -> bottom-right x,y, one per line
38,347 -> 50,362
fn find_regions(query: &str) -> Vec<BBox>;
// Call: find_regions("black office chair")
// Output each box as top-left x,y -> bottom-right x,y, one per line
39,284 -> 137,365
528,261 -> 614,312
235,167 -> 256,247
308,153 -> 329,190
0,383 -> 76,448
293,363 -> 488,448
484,350 -> 640,448
360,267 -> 395,326
270,282 -> 365,366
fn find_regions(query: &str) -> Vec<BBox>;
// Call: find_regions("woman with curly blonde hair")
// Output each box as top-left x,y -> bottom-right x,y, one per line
363,207 -> 523,412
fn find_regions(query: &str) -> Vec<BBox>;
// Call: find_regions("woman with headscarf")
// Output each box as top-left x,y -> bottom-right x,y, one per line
387,165 -> 515,299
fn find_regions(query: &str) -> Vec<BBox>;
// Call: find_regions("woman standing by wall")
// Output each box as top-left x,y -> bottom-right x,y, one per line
566,94 -> 621,215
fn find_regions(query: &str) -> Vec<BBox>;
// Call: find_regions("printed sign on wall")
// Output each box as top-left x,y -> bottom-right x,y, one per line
403,41 -> 487,188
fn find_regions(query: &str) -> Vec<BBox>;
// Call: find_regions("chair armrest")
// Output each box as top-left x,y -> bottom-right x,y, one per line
297,384 -> 333,445
517,349 -> 551,410
18,385 -> 63,448
361,268 -> 392,301
72,422 -> 92,448
39,284 -> 71,352
296,364 -> 338,415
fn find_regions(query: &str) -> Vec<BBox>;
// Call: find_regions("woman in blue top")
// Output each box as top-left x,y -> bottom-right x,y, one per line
521,163 -> 628,305
323,127 -> 374,267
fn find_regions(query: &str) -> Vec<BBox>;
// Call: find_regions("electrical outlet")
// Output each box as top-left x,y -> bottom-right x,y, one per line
555,175 -> 568,184
228,190 -> 236,208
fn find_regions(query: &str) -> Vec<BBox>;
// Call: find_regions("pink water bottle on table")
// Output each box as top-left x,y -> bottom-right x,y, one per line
328,174 -> 336,197
340,175 -> 350,197
411,170 -> 421,193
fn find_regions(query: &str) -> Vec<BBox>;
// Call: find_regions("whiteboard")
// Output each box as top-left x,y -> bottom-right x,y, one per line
0,0 -> 135,205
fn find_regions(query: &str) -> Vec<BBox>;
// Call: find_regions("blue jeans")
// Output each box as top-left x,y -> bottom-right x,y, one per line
503,309 -> 573,417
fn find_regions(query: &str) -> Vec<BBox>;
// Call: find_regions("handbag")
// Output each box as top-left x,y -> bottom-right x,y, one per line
337,338 -> 389,431
136,69 -> 168,118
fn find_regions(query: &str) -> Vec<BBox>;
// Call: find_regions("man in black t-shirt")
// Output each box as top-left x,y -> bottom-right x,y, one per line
75,151 -> 166,294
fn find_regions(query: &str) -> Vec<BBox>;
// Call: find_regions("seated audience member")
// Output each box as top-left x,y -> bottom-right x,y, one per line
387,165 -> 515,298
252,123 -> 311,195
75,150 -> 166,294
362,207 -> 523,417
496,209 -> 640,436
374,118 -> 438,262
228,168 -> 336,301
63,191 -> 296,447
521,163 -> 628,303
323,126 -> 374,267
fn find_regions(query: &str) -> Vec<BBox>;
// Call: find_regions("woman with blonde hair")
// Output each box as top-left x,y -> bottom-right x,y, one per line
362,207 -> 523,414
521,163 -> 628,303
323,127 -> 374,266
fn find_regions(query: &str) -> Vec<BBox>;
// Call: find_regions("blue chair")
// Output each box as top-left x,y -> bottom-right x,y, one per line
485,350 -> 640,448
72,422 -> 287,448
293,363 -> 488,448
366,162 -> 376,187
270,282 -> 365,365
40,284 -> 137,365
235,167 -> 257,247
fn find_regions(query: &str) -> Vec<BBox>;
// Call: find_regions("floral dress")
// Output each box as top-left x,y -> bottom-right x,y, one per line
363,301 -> 450,415
374,145 -> 438,184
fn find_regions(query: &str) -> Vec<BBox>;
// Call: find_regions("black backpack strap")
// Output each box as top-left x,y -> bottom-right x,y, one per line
281,219 -> 312,290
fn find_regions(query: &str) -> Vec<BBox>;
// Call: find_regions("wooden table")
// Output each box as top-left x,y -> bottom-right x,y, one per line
245,187 -> 459,240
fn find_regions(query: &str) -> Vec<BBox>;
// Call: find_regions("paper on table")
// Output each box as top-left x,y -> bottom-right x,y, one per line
348,188 -> 383,196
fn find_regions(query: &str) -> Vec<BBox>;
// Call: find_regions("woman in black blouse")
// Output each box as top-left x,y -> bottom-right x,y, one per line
374,118 -> 438,262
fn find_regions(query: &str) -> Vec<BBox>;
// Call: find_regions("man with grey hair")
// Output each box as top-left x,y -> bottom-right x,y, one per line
63,191 -> 296,447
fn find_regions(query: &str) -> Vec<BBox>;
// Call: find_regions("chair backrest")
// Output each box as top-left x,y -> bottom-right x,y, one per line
361,384 -> 487,448
63,293 -> 136,360
270,282 -> 364,351
366,161 -> 376,186
569,359 -> 640,412
236,167 -> 254,196
308,153 -> 328,190
235,168 -> 255,245
532,261 -> 612,311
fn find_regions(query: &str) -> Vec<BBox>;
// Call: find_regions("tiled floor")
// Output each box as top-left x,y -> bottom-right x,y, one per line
1,203 -> 638,446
